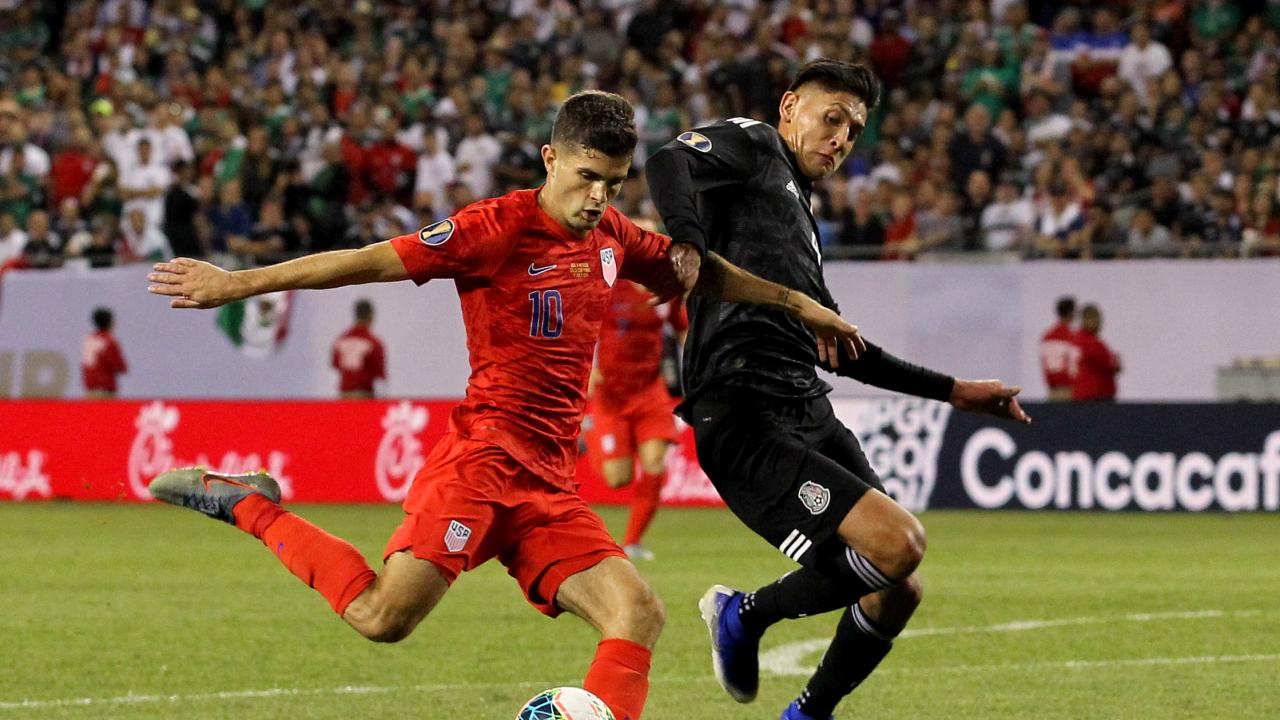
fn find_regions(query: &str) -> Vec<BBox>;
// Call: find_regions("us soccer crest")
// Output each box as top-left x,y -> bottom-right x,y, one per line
600,247 -> 617,287
798,481 -> 831,515
444,520 -> 472,552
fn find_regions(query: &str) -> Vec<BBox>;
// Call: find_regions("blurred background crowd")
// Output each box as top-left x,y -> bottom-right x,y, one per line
0,0 -> 1278,271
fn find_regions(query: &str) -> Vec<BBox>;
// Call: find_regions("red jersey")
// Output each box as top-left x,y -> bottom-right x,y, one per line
596,282 -> 686,401
1039,322 -> 1079,391
50,150 -> 98,207
390,189 -> 680,490
331,324 -> 386,394
81,330 -> 127,393
1073,330 -> 1120,401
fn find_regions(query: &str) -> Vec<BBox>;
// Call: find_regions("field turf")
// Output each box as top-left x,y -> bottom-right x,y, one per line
0,504 -> 1276,719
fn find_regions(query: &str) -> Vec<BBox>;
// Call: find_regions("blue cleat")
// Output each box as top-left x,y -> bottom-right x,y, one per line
698,584 -> 760,703
781,701 -> 834,720
148,467 -> 280,524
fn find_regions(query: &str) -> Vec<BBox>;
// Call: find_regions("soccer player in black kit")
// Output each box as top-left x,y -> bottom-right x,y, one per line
646,60 -> 1033,720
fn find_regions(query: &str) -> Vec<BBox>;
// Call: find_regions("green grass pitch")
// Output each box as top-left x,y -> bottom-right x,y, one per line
1,504 -> 1276,719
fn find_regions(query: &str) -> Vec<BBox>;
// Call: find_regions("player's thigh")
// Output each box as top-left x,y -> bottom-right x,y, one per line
556,556 -> 665,648
635,438 -> 670,476
344,550 -> 451,640
601,457 -> 634,489
690,397 -> 872,567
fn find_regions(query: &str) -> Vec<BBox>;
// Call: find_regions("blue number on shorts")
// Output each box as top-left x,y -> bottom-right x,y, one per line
528,290 -> 564,338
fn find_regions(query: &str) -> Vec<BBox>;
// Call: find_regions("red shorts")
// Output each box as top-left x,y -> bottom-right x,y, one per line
384,433 -> 625,617
585,377 -> 677,469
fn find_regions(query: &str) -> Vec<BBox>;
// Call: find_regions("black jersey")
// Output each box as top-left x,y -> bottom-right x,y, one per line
648,117 -> 838,404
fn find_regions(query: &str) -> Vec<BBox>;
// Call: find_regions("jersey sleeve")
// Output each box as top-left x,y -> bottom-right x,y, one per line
645,120 -> 763,255
370,339 -> 386,380
389,199 -> 514,285
610,210 -> 685,300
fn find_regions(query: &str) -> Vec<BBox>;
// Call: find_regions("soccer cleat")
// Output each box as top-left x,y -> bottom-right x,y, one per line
698,584 -> 760,703
148,467 -> 280,524
624,544 -> 655,561
780,701 -> 833,720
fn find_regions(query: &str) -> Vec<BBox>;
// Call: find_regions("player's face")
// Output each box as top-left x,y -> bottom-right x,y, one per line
779,86 -> 868,181
541,143 -> 631,235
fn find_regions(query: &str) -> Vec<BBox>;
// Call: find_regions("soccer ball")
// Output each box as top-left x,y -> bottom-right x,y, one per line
516,687 -> 615,720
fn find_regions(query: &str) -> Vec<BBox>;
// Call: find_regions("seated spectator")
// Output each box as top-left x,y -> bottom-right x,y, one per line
882,189 -> 918,260
1117,23 -> 1173,106
1127,207 -> 1176,257
121,206 -> 171,262
0,211 -> 28,266
981,176 -> 1035,252
915,190 -> 967,252
1075,202 -> 1124,259
163,160 -> 203,258
207,179 -> 253,256
1033,180 -> 1085,257
118,138 -> 171,233
21,209 -> 62,269
53,197 -> 87,241
64,214 -> 122,269
234,199 -> 297,266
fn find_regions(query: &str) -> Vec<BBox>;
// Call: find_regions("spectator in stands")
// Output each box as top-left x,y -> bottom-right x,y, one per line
21,209 -> 61,269
0,131 -> 41,229
1040,296 -> 1079,402
413,128 -> 456,218
163,160 -> 203,258
207,178 -> 253,257
49,125 -> 99,210
1033,180 -> 1085,258
53,197 -> 86,242
1118,23 -> 1173,106
1075,202 -> 1124,259
64,214 -> 120,268
332,298 -> 386,399
455,113 -> 501,199
0,210 -> 27,267
118,138 -> 171,234
1072,304 -> 1121,402
121,206 -> 170,262
981,175 -> 1035,252
239,126 -> 278,217
82,307 -> 127,399
949,105 -> 1007,189
1127,207 -> 1177,257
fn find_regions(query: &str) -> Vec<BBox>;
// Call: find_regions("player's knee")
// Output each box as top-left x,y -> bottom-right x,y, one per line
881,518 -> 927,582
604,465 -> 634,489
351,602 -> 420,644
607,584 -> 666,646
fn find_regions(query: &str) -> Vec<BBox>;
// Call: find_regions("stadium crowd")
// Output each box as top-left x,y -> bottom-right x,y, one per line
0,0 -> 1278,270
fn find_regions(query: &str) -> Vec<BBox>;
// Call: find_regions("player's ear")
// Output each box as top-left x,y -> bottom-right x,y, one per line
779,91 -> 800,124
541,144 -> 556,178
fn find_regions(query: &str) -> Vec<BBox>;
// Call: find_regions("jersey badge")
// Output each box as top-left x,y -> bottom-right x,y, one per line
600,247 -> 617,287
444,520 -> 472,552
798,481 -> 831,515
677,131 -> 712,152
786,180 -> 801,201
417,219 -> 455,246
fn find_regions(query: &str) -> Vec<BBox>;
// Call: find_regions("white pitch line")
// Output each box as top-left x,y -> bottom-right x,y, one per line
2,610 -> 1271,712
759,608 -> 1266,677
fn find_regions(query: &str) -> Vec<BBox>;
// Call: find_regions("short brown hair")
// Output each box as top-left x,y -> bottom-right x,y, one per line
550,91 -> 637,158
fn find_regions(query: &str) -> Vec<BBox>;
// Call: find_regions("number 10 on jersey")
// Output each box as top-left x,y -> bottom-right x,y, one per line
529,290 -> 564,338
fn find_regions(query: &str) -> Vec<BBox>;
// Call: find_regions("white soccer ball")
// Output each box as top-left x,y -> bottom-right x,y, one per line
515,687 -> 615,720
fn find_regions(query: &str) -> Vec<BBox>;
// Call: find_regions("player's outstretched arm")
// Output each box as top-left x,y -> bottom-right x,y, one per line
694,252 -> 867,368
147,242 -> 409,309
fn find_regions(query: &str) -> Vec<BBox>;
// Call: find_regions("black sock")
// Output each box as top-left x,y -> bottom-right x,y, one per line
795,603 -> 896,719
738,548 -> 895,635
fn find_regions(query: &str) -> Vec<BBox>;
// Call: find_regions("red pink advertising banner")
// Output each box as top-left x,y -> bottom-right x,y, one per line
0,400 -> 722,506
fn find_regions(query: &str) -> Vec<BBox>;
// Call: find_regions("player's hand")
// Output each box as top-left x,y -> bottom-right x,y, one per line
147,257 -> 246,309
792,294 -> 866,369
668,242 -> 701,293
950,379 -> 1032,424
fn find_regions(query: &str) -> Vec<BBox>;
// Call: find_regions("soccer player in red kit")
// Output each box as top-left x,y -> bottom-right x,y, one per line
332,298 -> 386,398
585,276 -> 687,560
82,307 -> 127,398
144,91 -> 863,720
1039,296 -> 1079,401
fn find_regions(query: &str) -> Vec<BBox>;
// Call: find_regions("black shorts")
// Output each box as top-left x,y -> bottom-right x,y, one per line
686,391 -> 884,567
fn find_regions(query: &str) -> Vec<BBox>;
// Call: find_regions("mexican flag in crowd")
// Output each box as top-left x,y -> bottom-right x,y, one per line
215,291 -> 294,358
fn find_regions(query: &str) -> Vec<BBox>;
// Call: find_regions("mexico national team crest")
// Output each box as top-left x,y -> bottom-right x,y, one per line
418,219 -> 454,246
798,481 -> 831,515
444,520 -> 472,552
600,247 -> 617,287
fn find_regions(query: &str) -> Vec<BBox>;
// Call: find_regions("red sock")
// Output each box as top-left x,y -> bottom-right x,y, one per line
583,638 -> 652,720
233,494 -> 377,615
622,470 -> 663,547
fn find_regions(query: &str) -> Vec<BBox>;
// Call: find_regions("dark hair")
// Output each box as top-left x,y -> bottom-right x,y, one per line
354,299 -> 373,322
787,59 -> 882,109
92,307 -> 113,331
1056,296 -> 1076,319
1081,303 -> 1101,318
550,90 -> 637,158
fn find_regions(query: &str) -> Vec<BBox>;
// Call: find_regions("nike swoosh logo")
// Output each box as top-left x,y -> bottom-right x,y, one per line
528,262 -> 557,276
200,474 -> 255,491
